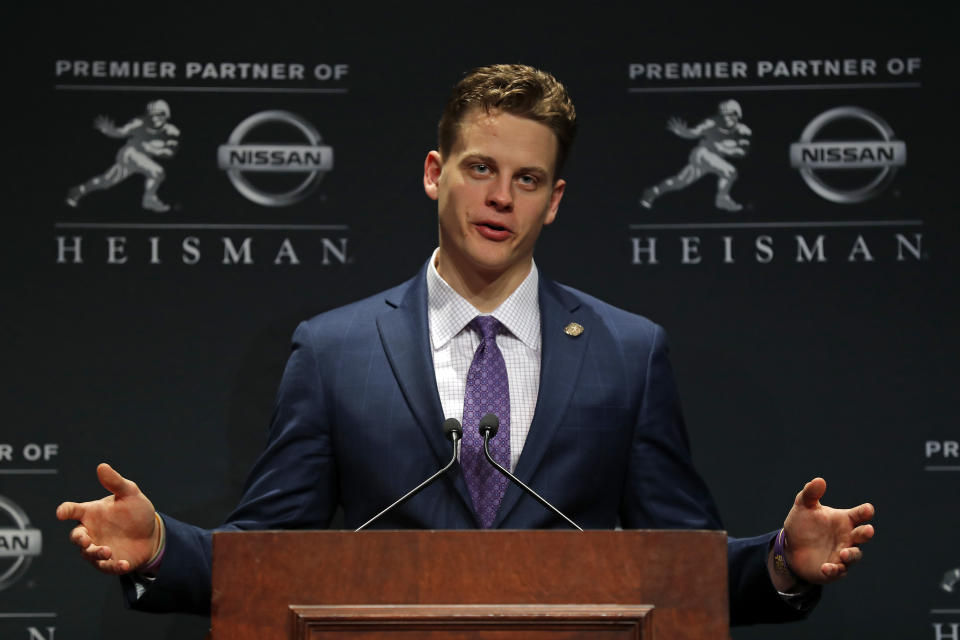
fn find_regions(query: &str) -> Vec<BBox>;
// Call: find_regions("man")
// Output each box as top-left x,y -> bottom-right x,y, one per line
640,99 -> 751,212
57,65 -> 874,625
65,99 -> 178,212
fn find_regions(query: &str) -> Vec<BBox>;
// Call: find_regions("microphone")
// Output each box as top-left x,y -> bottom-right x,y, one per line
478,413 -> 582,531
355,418 -> 463,531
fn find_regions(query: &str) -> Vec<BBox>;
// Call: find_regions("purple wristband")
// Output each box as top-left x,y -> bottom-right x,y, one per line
142,543 -> 165,573
772,527 -> 793,577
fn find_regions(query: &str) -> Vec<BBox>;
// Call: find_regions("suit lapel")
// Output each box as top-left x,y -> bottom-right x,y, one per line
376,265 -> 479,524
494,277 -> 594,527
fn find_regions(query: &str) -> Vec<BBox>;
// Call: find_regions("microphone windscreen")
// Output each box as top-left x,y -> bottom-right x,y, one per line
442,418 -> 462,438
479,413 -> 499,438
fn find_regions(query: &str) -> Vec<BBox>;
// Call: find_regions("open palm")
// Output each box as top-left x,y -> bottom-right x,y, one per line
783,478 -> 875,584
56,463 -> 160,575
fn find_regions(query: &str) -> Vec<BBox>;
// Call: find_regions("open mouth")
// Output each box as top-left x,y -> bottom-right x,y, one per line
474,221 -> 512,241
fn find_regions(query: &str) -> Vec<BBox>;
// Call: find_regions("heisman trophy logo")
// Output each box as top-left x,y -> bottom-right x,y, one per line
942,567 -> 960,594
640,99 -> 752,212
66,100 -> 180,212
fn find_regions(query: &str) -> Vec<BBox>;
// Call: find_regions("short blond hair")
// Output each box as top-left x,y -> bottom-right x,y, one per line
438,64 -> 577,176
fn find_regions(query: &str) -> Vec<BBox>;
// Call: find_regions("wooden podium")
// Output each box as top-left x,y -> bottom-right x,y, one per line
210,530 -> 728,640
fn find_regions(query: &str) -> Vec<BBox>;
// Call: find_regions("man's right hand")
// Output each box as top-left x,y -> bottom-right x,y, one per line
56,463 -> 160,575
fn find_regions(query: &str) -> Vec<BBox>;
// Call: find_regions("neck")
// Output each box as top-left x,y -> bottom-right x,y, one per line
435,252 -> 531,313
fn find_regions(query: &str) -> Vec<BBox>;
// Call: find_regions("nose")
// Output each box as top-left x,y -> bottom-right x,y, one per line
485,175 -> 513,212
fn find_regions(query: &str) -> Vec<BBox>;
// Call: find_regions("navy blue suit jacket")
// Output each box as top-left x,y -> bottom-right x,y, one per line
128,264 -> 812,625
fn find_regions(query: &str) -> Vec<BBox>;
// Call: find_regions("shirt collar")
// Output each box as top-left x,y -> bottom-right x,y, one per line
426,248 -> 541,351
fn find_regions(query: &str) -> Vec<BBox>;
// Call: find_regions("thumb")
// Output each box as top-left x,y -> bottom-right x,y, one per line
797,477 -> 827,509
96,463 -> 138,498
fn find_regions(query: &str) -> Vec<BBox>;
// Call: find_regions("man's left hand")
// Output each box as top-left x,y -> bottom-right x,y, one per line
775,477 -> 875,588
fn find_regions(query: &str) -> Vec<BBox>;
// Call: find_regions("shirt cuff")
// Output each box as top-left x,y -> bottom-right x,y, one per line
777,580 -> 818,610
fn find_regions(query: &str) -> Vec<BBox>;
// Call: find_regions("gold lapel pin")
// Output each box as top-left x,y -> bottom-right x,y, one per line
564,322 -> 584,337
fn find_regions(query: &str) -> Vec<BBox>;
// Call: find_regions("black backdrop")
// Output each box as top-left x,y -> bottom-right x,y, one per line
3,4 -> 958,639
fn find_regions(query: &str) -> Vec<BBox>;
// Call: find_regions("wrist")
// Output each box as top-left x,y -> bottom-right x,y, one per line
770,527 -> 804,592
773,529 -> 792,575
140,512 -> 166,575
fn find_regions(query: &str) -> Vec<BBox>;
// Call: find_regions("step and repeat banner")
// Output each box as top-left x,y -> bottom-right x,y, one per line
3,5 -> 957,639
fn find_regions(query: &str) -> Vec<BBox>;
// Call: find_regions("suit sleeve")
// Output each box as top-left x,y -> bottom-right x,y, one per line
619,324 -> 815,625
124,321 -> 339,614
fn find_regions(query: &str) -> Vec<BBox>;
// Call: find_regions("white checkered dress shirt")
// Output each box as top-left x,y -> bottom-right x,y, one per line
426,249 -> 541,471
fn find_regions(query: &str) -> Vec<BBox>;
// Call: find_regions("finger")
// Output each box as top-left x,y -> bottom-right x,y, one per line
92,558 -> 119,574
796,477 -> 827,509
821,562 -> 848,579
97,462 -> 138,498
848,502 -> 875,525
56,501 -> 86,521
850,523 -> 875,544
81,542 -> 112,563
839,547 -> 864,565
69,525 -> 92,549
95,557 -> 132,576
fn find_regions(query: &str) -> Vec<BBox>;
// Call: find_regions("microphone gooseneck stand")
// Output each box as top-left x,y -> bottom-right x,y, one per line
479,413 -> 583,531
355,418 -> 463,531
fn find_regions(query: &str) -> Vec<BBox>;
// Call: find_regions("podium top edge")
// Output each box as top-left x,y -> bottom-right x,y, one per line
212,528 -> 729,537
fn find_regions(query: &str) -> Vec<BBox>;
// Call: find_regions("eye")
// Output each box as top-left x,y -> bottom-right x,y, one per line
471,163 -> 490,175
517,174 -> 539,188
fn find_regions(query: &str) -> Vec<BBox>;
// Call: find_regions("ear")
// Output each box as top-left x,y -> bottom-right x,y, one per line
543,178 -> 565,226
423,150 -> 443,201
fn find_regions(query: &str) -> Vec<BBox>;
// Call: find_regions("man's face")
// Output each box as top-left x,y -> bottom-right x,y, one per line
424,108 -> 565,285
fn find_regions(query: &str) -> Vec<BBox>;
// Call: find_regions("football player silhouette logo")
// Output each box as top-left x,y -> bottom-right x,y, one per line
942,567 -> 960,594
66,100 -> 180,212
640,100 -> 751,212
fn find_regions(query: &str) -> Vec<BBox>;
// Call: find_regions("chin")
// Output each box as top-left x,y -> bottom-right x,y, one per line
471,254 -> 523,279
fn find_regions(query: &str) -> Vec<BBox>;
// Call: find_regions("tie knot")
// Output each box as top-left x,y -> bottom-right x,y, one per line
470,315 -> 502,342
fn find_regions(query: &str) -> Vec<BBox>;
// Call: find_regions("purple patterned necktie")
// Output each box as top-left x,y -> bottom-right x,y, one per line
461,315 -> 510,528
